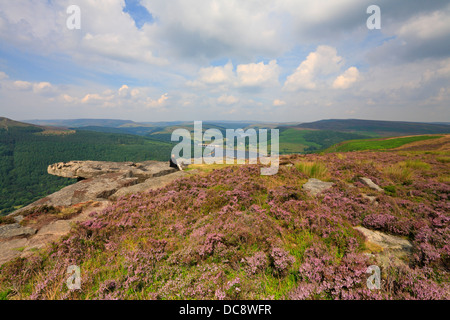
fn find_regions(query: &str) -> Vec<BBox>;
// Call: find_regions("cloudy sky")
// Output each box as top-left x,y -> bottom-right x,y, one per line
0,0 -> 449,123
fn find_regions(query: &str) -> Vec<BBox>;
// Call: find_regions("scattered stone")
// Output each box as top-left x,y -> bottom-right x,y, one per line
358,177 -> 384,192
302,178 -> 334,196
354,226 -> 413,267
361,194 -> 378,204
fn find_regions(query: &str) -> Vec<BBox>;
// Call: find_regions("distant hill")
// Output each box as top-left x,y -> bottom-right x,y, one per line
24,119 -> 138,128
0,117 -> 39,129
291,119 -> 450,136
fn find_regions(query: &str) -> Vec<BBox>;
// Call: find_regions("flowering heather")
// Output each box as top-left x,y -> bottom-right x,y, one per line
0,149 -> 448,300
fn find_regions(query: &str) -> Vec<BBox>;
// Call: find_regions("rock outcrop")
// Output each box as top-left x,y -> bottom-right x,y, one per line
1,160 -> 197,266
48,160 -> 177,181
12,161 -> 185,215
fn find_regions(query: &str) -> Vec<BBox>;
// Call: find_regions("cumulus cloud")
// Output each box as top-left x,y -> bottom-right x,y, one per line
147,93 -> 169,108
284,46 -> 343,91
191,60 -> 280,89
196,62 -> 235,85
237,60 -> 279,87
333,67 -> 360,89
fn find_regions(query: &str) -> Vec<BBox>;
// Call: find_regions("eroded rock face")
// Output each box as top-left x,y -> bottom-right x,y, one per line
302,178 -> 334,196
9,161 -> 184,215
48,160 -> 177,181
0,223 -> 36,239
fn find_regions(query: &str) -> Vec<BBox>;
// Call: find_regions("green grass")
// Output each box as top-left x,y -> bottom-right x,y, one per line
326,135 -> 442,152
279,129 -> 372,154
279,129 -> 319,154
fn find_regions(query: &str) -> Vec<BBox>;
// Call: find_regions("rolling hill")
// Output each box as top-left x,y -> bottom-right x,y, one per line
291,119 -> 450,136
324,135 -> 448,153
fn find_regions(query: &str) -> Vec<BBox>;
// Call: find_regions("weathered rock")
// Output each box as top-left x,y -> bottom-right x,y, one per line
0,238 -> 28,265
110,170 -> 189,200
358,177 -> 384,192
302,178 -> 334,196
0,201 -> 110,264
354,226 -> 413,267
12,173 -> 138,214
48,160 -> 177,180
0,223 -> 36,239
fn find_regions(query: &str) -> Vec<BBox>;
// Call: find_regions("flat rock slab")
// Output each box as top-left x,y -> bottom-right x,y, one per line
358,177 -> 384,192
0,238 -> 28,266
110,170 -> 189,200
12,173 -> 138,215
0,223 -> 36,239
48,160 -> 178,180
302,178 -> 334,196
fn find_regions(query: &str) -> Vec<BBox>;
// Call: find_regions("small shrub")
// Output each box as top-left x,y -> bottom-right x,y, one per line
270,247 -> 295,276
383,185 -> 397,196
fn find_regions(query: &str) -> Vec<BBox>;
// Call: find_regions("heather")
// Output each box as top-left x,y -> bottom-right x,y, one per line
0,150 -> 449,300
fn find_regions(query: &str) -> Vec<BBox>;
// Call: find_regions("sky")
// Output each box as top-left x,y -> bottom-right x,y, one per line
0,0 -> 449,123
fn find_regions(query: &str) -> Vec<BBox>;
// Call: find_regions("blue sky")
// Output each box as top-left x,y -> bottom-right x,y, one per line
0,0 -> 449,122
123,0 -> 154,29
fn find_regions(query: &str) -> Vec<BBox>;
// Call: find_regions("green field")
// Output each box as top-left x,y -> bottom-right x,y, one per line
325,135 -> 443,152
279,129 -> 373,154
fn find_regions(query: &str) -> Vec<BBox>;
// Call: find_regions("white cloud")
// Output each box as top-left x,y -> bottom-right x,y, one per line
217,94 -> 239,105
147,93 -> 169,108
237,60 -> 279,87
191,60 -> 280,89
284,45 -> 343,91
196,62 -> 235,85
0,71 -> 8,80
13,80 -> 32,91
273,99 -> 286,106
398,9 -> 450,41
118,85 -> 130,98
333,67 -> 360,89
33,82 -> 53,94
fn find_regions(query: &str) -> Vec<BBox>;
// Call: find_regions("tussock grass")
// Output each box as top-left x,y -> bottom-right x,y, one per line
436,156 -> 450,164
294,161 -> 329,180
401,160 -> 431,170
384,164 -> 413,184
